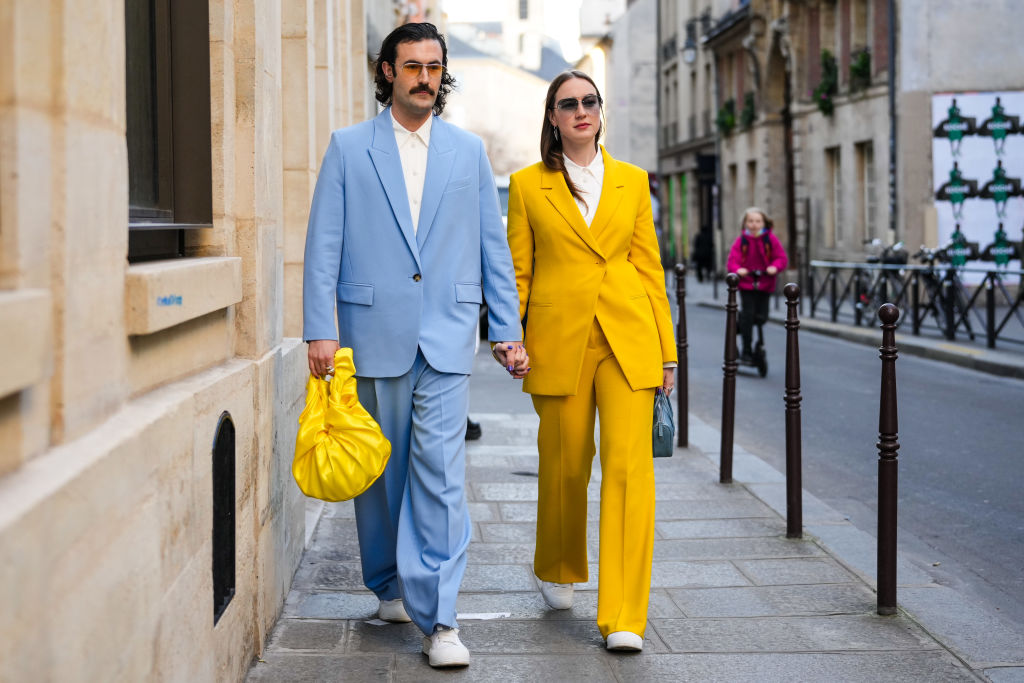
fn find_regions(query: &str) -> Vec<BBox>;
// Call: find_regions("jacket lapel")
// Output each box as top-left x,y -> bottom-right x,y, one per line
541,167 -> 605,258
415,117 -> 455,248
587,147 -> 625,240
367,109 -> 421,268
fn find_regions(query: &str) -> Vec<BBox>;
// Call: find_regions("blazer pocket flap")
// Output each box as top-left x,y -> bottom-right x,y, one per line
455,282 -> 483,303
337,281 -> 374,305
445,176 -> 473,192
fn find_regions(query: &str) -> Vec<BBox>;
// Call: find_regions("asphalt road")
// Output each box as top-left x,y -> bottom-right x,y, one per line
682,302 -> 1024,631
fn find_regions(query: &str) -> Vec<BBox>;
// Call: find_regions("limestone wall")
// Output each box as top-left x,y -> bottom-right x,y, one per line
0,0 -> 381,679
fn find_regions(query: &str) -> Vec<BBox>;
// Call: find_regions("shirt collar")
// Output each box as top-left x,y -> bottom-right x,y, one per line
391,109 -> 432,147
562,149 -> 603,175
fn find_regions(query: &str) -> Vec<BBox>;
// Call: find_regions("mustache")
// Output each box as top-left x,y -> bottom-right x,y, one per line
410,85 -> 435,96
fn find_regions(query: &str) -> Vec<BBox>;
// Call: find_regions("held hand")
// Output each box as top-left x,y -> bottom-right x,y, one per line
766,266 -> 778,275
493,342 -> 529,378
736,268 -> 750,277
308,339 -> 340,378
660,368 -> 675,396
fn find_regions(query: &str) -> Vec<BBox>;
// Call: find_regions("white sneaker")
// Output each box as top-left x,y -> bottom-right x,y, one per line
606,631 -> 644,651
377,598 -> 412,623
539,580 -> 574,610
421,627 -> 470,667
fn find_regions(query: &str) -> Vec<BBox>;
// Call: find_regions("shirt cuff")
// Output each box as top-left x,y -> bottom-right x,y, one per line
663,362 -> 678,369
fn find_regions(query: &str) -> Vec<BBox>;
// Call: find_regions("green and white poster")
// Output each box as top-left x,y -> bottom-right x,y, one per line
933,91 -> 1023,275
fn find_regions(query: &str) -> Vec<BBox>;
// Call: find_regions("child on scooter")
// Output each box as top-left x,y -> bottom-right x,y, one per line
726,207 -> 789,362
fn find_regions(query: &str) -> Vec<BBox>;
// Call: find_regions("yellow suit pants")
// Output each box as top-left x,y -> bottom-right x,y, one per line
531,320 -> 656,638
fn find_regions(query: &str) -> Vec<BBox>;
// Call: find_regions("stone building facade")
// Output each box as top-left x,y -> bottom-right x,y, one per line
0,0 -> 438,679
658,0 -> 1024,274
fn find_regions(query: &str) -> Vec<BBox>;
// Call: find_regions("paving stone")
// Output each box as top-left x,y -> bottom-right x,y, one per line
460,564 -> 537,592
288,592 -> 379,620
466,542 -> 536,564
656,518 -> 782,539
667,583 -> 876,617
467,466 -> 540,483
497,502 -> 603,522
441,618 -> 665,654
651,561 -> 752,589
985,667 -> 1024,682
733,557 -> 857,586
655,481 -> 752,500
607,651 -> 976,682
655,498 -> 778,520
747,482 -> 849,524
306,519 -> 362,562
321,500 -> 356,519
268,619 -> 348,652
654,537 -> 824,561
478,522 -> 536,544
346,619 -> 426,654
473,482 -> 539,502
467,502 -> 500,522
651,614 -> 941,652
245,653 -> 393,682
308,562 -> 366,591
465,445 -> 538,458
393,653 -> 617,682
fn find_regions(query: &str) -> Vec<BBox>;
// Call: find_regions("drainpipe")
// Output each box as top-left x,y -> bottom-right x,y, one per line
887,0 -> 897,242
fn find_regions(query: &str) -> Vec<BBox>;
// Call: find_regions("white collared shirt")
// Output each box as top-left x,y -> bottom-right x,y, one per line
563,150 -> 604,226
391,110 -> 432,234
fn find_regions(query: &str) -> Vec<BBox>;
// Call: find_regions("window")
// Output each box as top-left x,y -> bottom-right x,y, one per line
746,160 -> 757,208
212,412 -> 236,624
519,0 -> 528,20
856,141 -> 876,241
125,0 -> 212,262
825,146 -> 841,248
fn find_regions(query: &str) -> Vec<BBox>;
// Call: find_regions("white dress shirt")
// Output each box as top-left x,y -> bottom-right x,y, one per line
392,111 -> 432,234
563,151 -> 604,226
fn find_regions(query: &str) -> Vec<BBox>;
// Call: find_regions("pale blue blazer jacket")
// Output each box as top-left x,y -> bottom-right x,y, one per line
302,108 -> 521,377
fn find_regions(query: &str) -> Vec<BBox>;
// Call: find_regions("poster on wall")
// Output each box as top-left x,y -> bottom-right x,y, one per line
933,91 -> 1023,278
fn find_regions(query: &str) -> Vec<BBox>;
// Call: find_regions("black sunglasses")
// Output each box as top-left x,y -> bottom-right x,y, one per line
552,95 -> 603,113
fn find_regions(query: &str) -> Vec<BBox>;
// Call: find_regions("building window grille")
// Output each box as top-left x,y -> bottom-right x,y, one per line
212,412 -> 236,624
125,0 -> 213,262
519,0 -> 528,20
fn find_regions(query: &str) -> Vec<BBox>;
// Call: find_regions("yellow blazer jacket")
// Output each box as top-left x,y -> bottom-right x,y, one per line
507,146 -> 677,396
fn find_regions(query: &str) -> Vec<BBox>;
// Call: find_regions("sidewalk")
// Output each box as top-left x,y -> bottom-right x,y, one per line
245,342 -> 1022,682
682,273 -> 1024,380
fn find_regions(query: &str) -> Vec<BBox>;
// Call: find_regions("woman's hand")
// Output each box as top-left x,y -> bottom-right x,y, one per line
766,265 -> 778,275
661,368 -> 675,395
736,267 -> 749,277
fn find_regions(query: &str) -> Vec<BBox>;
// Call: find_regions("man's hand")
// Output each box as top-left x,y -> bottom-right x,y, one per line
308,339 -> 340,378
492,342 -> 530,379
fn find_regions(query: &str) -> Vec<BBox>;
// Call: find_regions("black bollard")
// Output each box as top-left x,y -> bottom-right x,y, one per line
784,283 -> 803,539
876,303 -> 900,616
720,273 -> 739,484
675,263 -> 689,447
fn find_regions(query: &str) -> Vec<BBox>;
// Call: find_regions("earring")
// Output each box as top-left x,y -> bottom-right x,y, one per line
552,126 -> 560,141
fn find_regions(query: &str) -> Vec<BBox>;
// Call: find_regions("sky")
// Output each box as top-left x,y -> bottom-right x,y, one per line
442,0 -> 584,61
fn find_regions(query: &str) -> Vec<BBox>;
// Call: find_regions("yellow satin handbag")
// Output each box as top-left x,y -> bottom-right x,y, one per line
292,348 -> 391,502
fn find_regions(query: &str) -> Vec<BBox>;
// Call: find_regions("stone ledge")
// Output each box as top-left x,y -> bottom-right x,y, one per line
0,289 -> 51,398
125,257 -> 242,335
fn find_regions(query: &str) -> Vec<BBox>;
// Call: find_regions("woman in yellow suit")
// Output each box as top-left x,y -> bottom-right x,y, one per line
506,70 -> 676,651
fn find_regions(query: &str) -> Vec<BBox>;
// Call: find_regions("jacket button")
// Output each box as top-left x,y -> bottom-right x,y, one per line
413,273 -> 422,282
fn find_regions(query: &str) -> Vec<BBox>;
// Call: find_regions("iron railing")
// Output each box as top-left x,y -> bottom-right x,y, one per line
808,261 -> 1024,349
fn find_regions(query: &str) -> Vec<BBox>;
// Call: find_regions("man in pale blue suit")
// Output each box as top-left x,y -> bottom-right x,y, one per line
302,23 -> 526,668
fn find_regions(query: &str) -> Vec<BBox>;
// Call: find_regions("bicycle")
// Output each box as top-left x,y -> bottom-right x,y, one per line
855,239 -> 908,324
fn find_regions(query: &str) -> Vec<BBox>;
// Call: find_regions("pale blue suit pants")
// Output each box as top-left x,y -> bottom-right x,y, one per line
354,348 -> 471,635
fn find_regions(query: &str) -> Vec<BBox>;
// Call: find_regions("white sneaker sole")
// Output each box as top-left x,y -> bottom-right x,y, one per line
421,636 -> 470,667
606,631 -> 644,651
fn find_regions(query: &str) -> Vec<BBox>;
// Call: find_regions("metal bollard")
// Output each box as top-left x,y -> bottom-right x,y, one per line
784,283 -> 803,539
876,303 -> 900,616
986,274 -> 996,349
674,263 -> 689,447
943,269 -> 955,340
720,273 -> 739,484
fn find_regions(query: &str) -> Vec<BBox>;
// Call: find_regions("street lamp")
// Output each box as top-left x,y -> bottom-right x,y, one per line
682,18 -> 698,64
682,43 -> 697,64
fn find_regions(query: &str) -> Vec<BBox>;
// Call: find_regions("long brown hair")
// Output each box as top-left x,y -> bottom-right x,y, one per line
540,70 -> 604,206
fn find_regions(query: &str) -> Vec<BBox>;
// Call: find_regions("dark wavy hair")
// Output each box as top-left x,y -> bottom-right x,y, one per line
540,70 -> 604,206
374,22 -> 456,116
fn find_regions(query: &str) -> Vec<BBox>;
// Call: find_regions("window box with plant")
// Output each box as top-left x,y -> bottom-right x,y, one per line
716,98 -> 736,135
811,49 -> 838,116
849,47 -> 871,93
